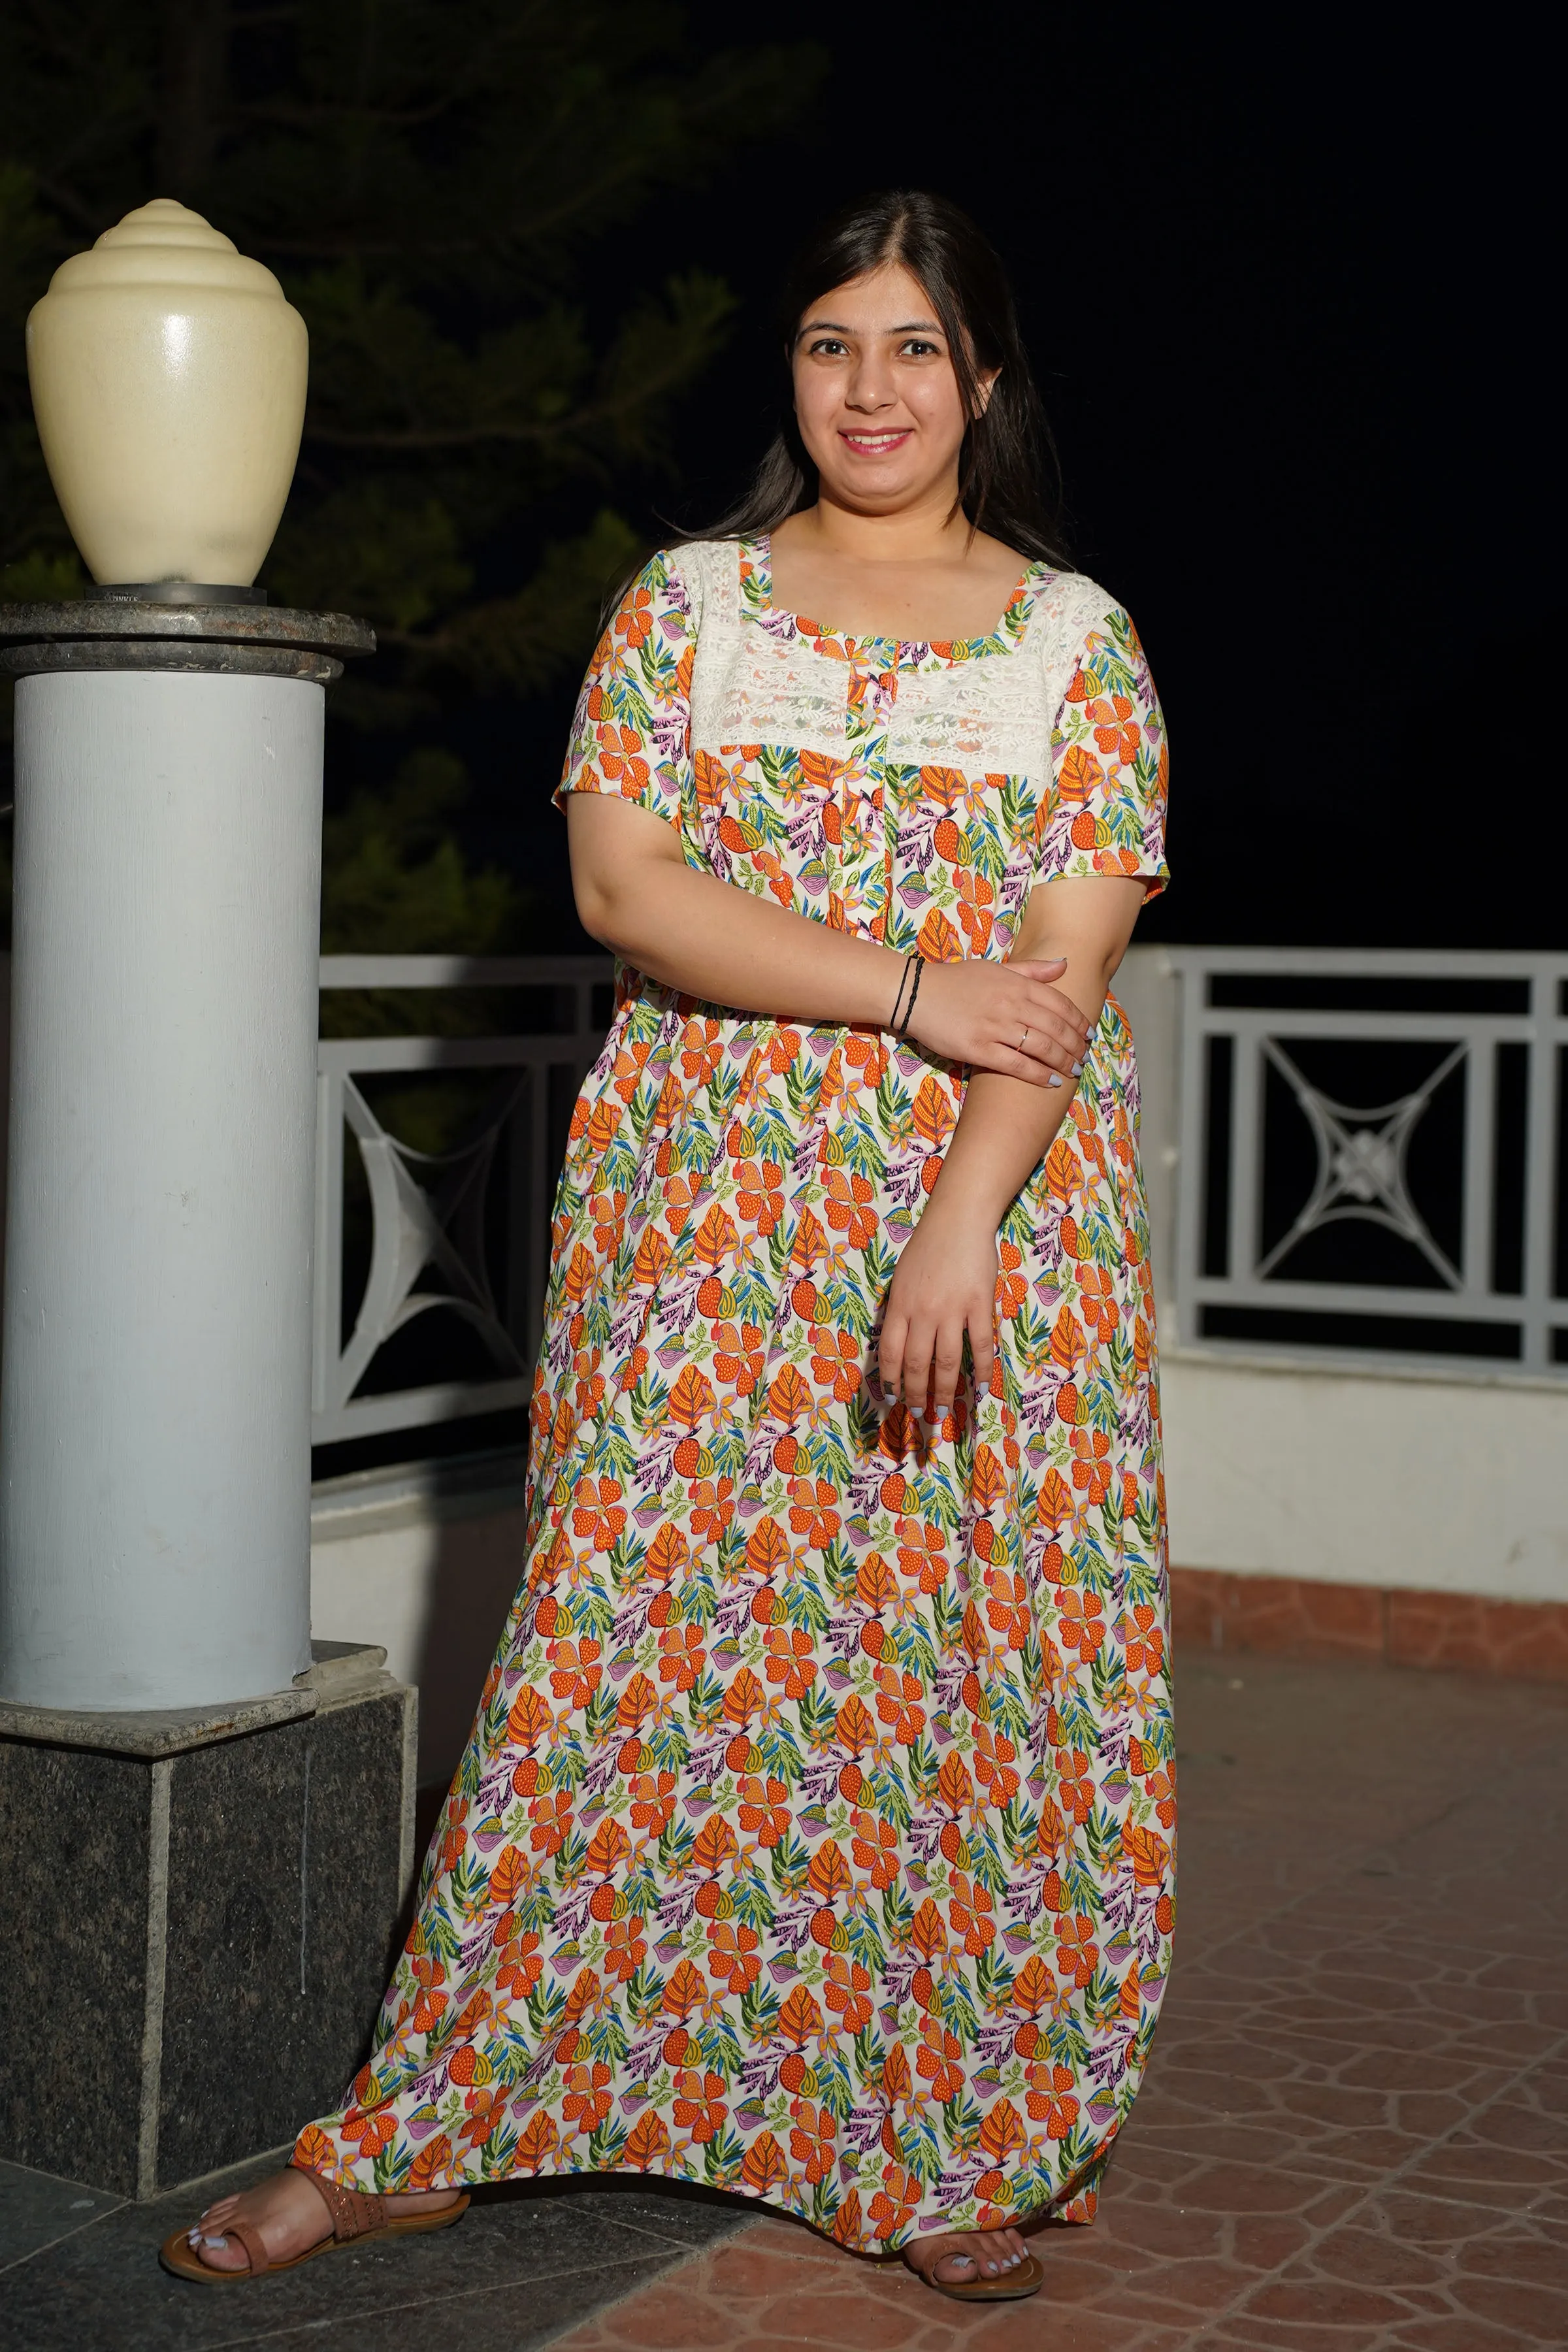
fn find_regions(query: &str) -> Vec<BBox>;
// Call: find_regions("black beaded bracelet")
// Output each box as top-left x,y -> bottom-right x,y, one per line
896,954 -> 926,1038
889,952 -> 917,1033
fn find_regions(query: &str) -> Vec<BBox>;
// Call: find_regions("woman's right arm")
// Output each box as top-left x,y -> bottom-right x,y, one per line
566,792 -> 1092,1086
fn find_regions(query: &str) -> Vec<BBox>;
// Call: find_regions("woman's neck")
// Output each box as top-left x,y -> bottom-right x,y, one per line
769,497 -> 1026,641
776,482 -> 972,568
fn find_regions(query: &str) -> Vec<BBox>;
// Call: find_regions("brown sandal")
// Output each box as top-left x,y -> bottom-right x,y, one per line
904,2234 -> 1044,2302
159,2161 -> 468,2282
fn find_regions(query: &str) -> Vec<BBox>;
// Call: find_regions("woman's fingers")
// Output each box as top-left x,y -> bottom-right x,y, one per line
877,1305 -> 909,1397
969,1299 -> 997,1397
1002,1041 -> 1073,1090
930,1322 -> 966,1419
900,1315 -> 938,1411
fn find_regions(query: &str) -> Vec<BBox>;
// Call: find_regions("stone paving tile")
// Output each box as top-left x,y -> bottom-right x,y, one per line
0,2162 -> 753,2351
546,2213 -> 1196,2349
0,2159 -> 120,2269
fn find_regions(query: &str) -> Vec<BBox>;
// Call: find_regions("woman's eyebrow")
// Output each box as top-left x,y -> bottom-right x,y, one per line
796,318 -> 945,337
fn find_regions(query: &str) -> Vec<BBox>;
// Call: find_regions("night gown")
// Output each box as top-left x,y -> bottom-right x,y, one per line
298,534 -> 1175,2253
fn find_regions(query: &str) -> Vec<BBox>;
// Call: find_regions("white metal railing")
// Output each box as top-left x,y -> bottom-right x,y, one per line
312,956 -> 613,1445
306,945 -> 1568,1451
1168,949 -> 1567,1378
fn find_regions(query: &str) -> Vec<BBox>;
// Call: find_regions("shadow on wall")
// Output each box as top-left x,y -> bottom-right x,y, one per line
310,1497 -> 527,1787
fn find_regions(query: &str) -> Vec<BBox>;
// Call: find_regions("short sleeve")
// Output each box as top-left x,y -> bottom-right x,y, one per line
1038,603 -> 1169,898
553,550 -> 696,830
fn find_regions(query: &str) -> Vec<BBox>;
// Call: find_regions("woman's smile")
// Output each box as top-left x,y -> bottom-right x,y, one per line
840,426 -> 914,453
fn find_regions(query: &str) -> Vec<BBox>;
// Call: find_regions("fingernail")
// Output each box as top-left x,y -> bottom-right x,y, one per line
1049,1073 -> 1062,1088
1071,1059 -> 1083,1075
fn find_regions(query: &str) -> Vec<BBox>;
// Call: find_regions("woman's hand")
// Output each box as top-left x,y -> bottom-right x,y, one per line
879,1192 -> 1000,1426
905,955 -> 1090,1086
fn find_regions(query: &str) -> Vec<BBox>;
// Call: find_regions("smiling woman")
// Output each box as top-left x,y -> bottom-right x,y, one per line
164,191 -> 1174,2313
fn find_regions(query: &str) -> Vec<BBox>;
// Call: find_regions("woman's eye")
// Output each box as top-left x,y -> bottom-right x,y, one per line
808,338 -> 848,357
900,339 -> 941,357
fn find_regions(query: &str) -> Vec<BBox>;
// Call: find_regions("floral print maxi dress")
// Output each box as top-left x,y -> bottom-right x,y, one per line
299,536 -> 1175,2253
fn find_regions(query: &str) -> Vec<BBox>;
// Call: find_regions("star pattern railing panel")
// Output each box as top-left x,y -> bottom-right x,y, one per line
1170,950 -> 1568,1377
312,955 -> 614,1445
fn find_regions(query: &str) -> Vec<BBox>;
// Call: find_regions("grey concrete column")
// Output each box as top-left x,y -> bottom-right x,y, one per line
0,596 -> 372,1711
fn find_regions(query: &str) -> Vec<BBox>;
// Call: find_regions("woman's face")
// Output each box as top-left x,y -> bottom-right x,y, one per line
789,261 -> 989,517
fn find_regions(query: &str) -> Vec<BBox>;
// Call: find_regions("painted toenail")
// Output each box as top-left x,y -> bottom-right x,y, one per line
203,2234 -> 227,2247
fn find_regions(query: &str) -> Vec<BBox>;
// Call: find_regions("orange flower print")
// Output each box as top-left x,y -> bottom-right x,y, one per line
915,2014 -> 966,2103
948,1870 -> 996,1957
821,1950 -> 874,2035
688,1476 -> 735,1546
614,583 -> 655,650
548,1635 -> 603,1706
671,2066 -> 728,2144
340,2106 -> 396,2157
734,1158 -> 785,1233
1055,1914 -> 1100,1988
1125,1603 -> 1165,1675
895,1518 -> 949,1592
985,1567 -> 1032,1649
738,1772 -> 791,1846
561,2057 -> 613,2136
851,1809 -> 900,1891
868,2165 -> 921,2242
787,1475 -> 842,1545
604,1912 -> 648,1984
628,1767 -> 678,1835
789,2098 -> 838,2184
1057,1588 -> 1107,1663
809,1326 -> 863,1404
706,1919 -> 762,1996
764,1622 -> 817,1699
572,1475 -> 626,1551
494,1929 -> 542,2002
824,1165 -> 877,1249
874,1663 -> 927,1744
1056,1746 -> 1097,1826
657,1622 -> 705,1691
1024,2059 -> 1081,2136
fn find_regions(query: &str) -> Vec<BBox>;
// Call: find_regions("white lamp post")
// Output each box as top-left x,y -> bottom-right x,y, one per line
0,200 -> 368,1710
0,203 -> 414,2202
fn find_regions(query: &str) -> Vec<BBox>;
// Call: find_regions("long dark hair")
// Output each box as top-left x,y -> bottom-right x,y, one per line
683,188 -> 1071,569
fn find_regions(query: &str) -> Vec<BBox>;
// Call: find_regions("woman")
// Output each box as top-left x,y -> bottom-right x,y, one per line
167,188 -> 1173,2306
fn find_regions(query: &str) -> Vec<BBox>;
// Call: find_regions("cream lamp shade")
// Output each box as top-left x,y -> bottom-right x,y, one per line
25,198 -> 308,589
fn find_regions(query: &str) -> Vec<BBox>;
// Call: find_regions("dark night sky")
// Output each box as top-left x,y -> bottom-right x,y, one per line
463,15 -> 1544,954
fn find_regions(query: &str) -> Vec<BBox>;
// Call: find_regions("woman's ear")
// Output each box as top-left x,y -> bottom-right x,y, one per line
975,368 -> 1001,417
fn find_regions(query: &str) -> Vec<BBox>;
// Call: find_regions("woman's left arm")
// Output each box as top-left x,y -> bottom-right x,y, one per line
879,872 -> 1149,1419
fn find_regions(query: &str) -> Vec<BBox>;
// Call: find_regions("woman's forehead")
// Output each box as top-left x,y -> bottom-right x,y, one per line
795,262 -> 941,339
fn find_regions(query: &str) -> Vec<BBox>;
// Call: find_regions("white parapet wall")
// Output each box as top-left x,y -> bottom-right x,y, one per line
310,1456 -> 531,1785
1159,1351 -> 1568,1602
1112,946 -> 1568,1609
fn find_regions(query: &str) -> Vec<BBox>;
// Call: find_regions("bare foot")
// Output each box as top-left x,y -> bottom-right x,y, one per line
902,2224 -> 1031,2290
184,2166 -> 461,2274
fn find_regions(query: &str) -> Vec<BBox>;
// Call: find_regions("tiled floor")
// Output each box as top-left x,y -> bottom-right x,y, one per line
3,1650 -> 1565,2349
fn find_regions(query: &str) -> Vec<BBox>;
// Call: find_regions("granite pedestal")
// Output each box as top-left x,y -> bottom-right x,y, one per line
0,1642 -> 416,2198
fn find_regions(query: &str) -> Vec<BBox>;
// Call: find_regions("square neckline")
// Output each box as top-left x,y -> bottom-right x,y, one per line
742,533 -> 1047,667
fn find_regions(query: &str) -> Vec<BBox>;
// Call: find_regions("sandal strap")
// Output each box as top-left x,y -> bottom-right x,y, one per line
225,2219 -> 271,2275
289,2161 -> 386,2242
